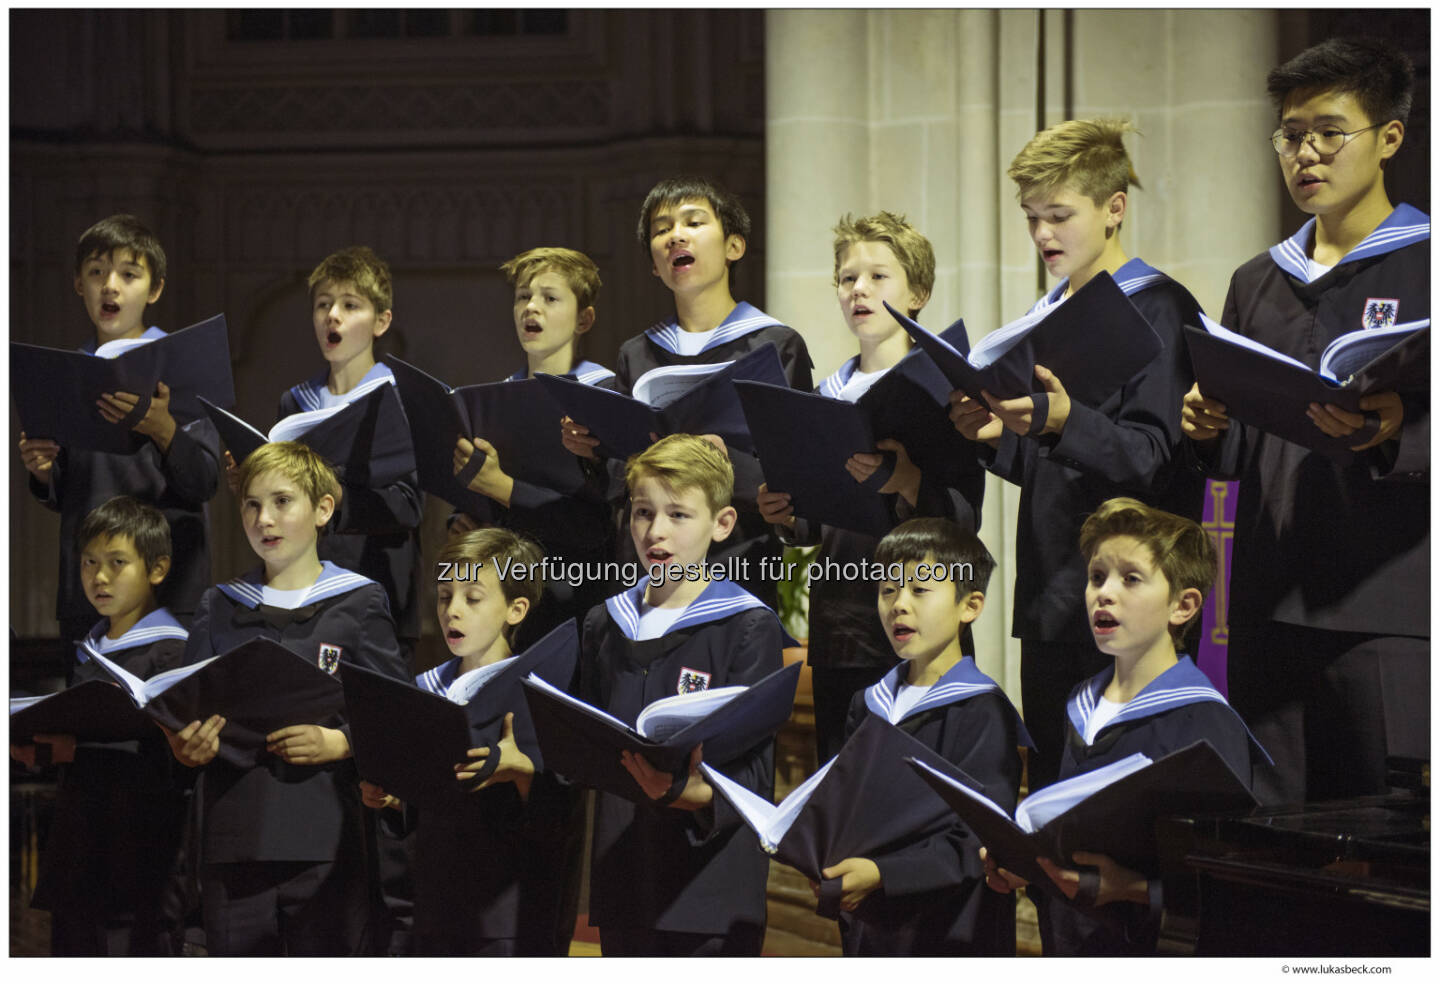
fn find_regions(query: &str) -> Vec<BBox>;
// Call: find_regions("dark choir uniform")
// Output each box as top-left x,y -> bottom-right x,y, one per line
28,326 -> 221,645
578,578 -> 784,956
405,656 -> 581,956
279,363 -> 423,652
790,357 -> 985,762
31,610 -> 192,956
183,563 -> 407,956
494,360 -> 620,651
841,657 -> 1028,956
1194,206 -> 1430,804
610,303 -> 815,609
977,259 -> 1206,789
1035,656 -> 1268,956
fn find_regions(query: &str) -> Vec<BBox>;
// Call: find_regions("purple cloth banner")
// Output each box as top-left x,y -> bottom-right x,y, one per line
1197,480 -> 1237,695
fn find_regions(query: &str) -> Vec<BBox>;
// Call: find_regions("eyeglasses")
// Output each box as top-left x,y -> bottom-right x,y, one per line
1271,122 -> 1384,158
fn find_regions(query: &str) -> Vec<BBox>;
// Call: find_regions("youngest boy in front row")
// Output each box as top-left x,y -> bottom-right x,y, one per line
824,517 -> 1027,956
166,441 -> 408,955
577,434 -> 785,956
12,496 -> 191,955
984,497 -> 1268,956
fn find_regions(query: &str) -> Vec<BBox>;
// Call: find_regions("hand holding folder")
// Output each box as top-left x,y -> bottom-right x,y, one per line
340,620 -> 580,811
386,356 -> 583,516
535,343 -> 789,460
1185,314 -> 1429,459
522,660 -> 801,804
906,740 -> 1257,902
888,272 -> 1162,412
86,638 -> 346,769
200,383 -> 415,489
10,314 -> 236,454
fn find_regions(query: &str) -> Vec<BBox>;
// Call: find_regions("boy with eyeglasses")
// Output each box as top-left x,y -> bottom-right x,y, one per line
1182,38 -> 1428,804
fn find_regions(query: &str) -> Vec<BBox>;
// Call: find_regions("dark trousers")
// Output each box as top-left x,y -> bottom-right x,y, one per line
1227,622 -> 1429,804
1020,639 -> 1112,792
201,860 -> 369,956
598,924 -> 765,956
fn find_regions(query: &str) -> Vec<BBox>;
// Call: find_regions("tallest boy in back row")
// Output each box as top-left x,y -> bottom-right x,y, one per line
561,177 -> 814,609
1183,38 -> 1428,804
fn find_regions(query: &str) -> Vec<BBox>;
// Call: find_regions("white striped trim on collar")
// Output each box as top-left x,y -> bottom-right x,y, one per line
817,356 -> 861,399
216,562 -> 376,610
415,656 -> 460,696
290,364 -> 397,413
604,578 -> 774,641
863,657 -> 999,724
1269,204 -> 1430,283
644,302 -> 784,356
75,610 -> 188,663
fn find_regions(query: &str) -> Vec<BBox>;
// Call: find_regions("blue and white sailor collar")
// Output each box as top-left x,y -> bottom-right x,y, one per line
81,324 -> 165,355
415,655 -> 462,696
1270,202 -> 1430,283
1067,655 -> 1271,762
605,577 -> 777,641
75,607 -> 188,664
288,361 -> 396,413
506,359 -> 615,386
216,561 -> 377,610
864,656 -> 1033,743
644,301 -> 784,357
1030,258 -> 1168,316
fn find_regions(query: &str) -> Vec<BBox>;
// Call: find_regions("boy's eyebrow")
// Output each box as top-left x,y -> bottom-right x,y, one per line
1281,112 -> 1352,126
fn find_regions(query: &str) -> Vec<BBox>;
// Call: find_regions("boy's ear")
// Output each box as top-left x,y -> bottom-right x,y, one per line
1105,191 -> 1127,231
957,589 -> 985,624
725,233 -> 746,263
1378,119 -> 1405,163
506,596 -> 531,626
147,555 -> 172,586
373,309 -> 393,338
576,306 -> 596,335
907,284 -> 931,316
314,493 -> 336,527
710,505 -> 739,544
1169,587 -> 1203,628
147,277 -> 165,306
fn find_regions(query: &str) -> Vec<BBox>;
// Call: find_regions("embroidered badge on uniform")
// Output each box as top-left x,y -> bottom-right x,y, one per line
676,667 -> 712,694
1363,298 -> 1399,330
317,643 -> 343,674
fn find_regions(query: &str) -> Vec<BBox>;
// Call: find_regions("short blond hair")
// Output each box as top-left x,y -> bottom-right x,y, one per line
625,435 -> 733,516
499,247 -> 602,311
237,441 -> 340,510
832,212 -> 936,315
308,246 -> 393,313
1007,118 -> 1142,205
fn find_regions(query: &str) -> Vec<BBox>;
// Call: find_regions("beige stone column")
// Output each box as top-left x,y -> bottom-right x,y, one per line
765,9 -> 1281,713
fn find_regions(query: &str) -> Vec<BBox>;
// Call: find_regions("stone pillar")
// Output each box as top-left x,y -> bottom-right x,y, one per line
764,9 -> 1280,710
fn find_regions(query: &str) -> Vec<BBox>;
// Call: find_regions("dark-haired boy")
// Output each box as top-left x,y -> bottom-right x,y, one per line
983,498 -> 1268,955
831,518 -> 1025,956
1182,38 -> 1429,804
11,497 -> 190,955
561,177 -> 815,609
18,214 -> 221,647
170,441 -> 407,955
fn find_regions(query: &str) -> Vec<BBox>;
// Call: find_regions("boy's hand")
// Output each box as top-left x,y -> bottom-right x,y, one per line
455,712 -> 535,800
560,416 -> 599,460
948,390 -> 1003,446
757,483 -> 795,528
223,450 -> 242,497
162,715 -> 225,767
266,724 -> 350,765
360,780 -> 402,811
814,857 -> 883,911
980,846 -> 1029,894
846,438 -> 921,506
1308,391 -> 1404,450
454,436 -> 514,506
1036,851 -> 1148,907
1181,383 -> 1229,442
984,365 -> 1073,437
10,734 -> 77,768
18,432 -> 61,485
99,381 -> 178,451
620,744 -> 713,810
